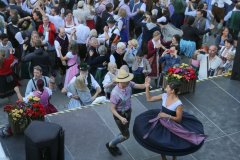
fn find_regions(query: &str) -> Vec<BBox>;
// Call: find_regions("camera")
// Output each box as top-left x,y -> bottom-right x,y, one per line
166,49 -> 174,54
199,51 -> 206,55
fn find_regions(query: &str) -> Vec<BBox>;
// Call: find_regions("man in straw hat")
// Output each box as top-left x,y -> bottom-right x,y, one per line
65,62 -> 101,101
106,68 -> 146,156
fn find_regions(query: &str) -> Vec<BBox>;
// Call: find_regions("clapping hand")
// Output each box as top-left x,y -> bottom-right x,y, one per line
9,48 -> 13,54
104,26 -> 109,32
71,28 -> 76,34
23,44 -> 28,51
89,50 -> 94,57
103,61 -> 108,66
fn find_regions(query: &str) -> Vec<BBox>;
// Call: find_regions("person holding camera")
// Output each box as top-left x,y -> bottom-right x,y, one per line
192,45 -> 223,80
159,45 -> 180,73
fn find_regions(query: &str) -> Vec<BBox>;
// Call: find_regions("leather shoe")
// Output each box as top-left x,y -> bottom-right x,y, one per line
106,143 -> 117,156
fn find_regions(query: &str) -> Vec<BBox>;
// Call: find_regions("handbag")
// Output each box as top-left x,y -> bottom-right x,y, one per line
6,75 -> 14,83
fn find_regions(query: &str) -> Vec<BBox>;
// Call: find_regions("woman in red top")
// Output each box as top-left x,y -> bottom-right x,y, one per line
147,31 -> 167,78
0,49 -> 22,100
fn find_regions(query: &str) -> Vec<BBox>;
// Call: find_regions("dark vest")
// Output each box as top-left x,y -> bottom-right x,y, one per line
229,10 -> 240,31
7,24 -> 20,48
129,0 -> 144,24
142,25 -> 161,42
112,52 -> 126,69
119,17 -> 129,43
55,35 -> 69,56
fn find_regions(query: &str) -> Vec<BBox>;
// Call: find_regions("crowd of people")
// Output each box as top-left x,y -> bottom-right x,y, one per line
0,0 -> 239,157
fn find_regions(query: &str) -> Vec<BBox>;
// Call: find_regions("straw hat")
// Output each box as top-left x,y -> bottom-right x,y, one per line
114,69 -> 134,83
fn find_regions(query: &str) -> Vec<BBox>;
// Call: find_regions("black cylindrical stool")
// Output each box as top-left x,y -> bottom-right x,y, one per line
24,121 -> 64,160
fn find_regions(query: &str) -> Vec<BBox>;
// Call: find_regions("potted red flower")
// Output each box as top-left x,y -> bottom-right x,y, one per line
163,63 -> 197,94
3,96 -> 46,135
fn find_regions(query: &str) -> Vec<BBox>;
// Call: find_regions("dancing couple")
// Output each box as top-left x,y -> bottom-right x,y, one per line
106,68 -> 207,159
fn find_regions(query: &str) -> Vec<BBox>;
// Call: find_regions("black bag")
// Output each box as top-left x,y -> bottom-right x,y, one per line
25,121 -> 64,160
208,68 -> 215,77
5,75 -> 13,83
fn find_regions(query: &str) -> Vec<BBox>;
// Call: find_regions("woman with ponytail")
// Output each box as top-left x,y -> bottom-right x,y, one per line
23,79 -> 57,114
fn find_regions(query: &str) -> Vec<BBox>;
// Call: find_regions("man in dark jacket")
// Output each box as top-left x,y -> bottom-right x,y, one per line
22,39 -> 51,76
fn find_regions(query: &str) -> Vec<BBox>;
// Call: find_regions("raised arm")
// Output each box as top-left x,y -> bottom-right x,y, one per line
145,77 -> 162,102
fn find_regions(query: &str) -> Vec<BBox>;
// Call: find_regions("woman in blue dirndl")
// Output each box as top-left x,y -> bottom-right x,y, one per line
133,79 -> 207,160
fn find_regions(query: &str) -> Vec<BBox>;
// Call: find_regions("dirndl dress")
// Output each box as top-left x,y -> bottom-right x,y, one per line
64,52 -> 79,88
133,93 -> 207,156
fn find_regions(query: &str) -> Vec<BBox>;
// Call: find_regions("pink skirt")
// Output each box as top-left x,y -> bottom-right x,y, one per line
64,64 -> 79,88
45,103 -> 58,114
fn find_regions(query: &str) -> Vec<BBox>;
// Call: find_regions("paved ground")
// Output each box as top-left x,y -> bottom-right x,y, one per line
0,79 -> 69,127
0,34 -> 216,127
1,76 -> 240,160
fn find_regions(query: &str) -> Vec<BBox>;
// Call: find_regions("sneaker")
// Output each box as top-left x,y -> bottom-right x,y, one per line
106,143 -> 117,156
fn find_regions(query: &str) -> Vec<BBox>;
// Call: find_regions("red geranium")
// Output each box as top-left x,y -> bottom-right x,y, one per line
166,63 -> 197,83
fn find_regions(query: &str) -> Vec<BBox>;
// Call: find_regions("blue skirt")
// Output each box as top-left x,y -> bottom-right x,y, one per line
133,108 -> 205,156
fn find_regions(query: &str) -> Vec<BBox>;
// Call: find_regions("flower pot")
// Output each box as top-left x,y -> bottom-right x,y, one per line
8,115 -> 29,135
29,116 -> 45,122
163,76 -> 196,94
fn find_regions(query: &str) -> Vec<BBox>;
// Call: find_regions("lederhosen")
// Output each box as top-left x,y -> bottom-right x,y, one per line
111,89 -> 132,137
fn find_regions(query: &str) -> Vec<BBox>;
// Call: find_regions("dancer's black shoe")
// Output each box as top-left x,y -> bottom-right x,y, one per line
113,146 -> 122,155
106,143 -> 117,156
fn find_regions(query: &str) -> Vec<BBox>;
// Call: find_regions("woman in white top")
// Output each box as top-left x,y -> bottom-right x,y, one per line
58,41 -> 79,89
133,79 -> 207,160
64,9 -> 79,29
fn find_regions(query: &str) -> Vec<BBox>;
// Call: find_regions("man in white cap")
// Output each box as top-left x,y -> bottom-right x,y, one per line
73,0 -> 90,24
106,68 -> 146,156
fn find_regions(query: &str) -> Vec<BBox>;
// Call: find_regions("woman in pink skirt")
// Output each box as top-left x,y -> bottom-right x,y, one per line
59,41 -> 79,89
23,79 -> 58,114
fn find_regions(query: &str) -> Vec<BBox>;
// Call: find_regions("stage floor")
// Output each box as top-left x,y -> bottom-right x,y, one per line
1,76 -> 240,160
